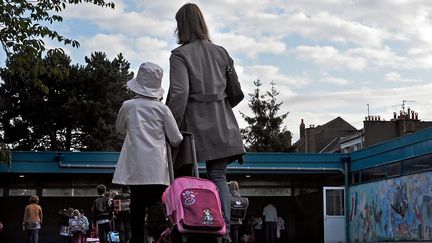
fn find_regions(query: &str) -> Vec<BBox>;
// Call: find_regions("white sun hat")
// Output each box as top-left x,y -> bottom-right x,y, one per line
127,62 -> 164,99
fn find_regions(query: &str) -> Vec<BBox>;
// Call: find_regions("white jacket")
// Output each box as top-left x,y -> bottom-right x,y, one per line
112,97 -> 183,185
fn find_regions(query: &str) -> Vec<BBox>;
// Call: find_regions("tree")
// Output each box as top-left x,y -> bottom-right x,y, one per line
79,52 -> 133,151
0,50 -> 133,151
240,80 -> 292,152
0,0 -> 114,59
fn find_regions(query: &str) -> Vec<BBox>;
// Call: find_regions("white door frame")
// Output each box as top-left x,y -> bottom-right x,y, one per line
323,186 -> 345,243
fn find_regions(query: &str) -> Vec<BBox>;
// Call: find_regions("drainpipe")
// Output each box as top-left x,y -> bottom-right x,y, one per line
343,157 -> 351,243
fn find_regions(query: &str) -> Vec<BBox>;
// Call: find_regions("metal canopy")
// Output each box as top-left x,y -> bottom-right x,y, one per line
2,127 -> 431,175
0,151 -> 347,175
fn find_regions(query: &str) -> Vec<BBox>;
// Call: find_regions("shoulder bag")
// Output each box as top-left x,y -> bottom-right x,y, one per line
223,48 -> 244,108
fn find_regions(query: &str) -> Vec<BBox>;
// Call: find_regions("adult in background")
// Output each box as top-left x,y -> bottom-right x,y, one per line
167,4 -> 246,242
22,195 -> 43,243
262,203 -> 278,243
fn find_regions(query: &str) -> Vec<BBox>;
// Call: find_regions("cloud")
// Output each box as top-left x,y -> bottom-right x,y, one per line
384,72 -> 422,83
240,65 -> 310,88
63,0 -> 176,39
294,45 -> 367,70
321,75 -> 351,85
293,45 -> 411,70
80,34 -> 170,64
213,33 -> 287,58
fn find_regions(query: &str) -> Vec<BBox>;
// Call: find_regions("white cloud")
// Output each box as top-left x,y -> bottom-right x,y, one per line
384,72 -> 422,83
294,46 -> 367,70
321,75 -> 351,85
81,34 -> 169,64
213,33 -> 287,58
293,45 -> 413,70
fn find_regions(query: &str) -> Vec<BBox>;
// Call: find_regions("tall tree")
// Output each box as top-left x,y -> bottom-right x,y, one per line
0,50 -> 133,151
79,52 -> 133,151
240,80 -> 292,152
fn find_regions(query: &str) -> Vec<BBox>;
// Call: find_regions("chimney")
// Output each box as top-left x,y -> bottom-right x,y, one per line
300,119 -> 305,139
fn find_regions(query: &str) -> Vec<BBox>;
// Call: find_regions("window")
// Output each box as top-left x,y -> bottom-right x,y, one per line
386,162 -> 401,177
73,188 -> 98,197
9,189 -> 36,196
350,172 -> 360,184
403,154 -> 432,174
325,189 -> 344,216
42,188 -> 99,197
42,188 -> 73,197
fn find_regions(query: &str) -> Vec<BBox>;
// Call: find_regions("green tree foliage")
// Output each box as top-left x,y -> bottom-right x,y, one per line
0,0 -> 114,59
240,80 -> 292,152
79,52 -> 133,151
0,50 -> 133,151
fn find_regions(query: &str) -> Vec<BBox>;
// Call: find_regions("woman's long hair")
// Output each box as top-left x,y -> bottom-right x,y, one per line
175,3 -> 210,45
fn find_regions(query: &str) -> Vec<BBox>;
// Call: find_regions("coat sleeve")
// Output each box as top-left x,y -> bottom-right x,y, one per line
115,103 -> 128,135
167,52 -> 189,128
164,107 -> 183,147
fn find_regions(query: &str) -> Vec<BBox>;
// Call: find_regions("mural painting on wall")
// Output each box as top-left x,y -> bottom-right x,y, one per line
349,170 -> 432,242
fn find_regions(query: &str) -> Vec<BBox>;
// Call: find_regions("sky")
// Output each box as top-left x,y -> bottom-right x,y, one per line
3,0 -> 432,142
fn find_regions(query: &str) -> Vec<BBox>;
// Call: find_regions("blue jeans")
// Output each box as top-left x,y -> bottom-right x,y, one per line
27,229 -> 39,243
206,159 -> 231,240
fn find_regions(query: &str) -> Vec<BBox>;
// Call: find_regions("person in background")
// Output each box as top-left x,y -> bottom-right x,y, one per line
228,181 -> 242,243
253,214 -> 263,243
112,62 -> 183,243
262,203 -> 278,243
168,4 -> 246,242
79,209 -> 90,243
92,184 -> 112,243
22,195 -> 43,243
70,209 -> 85,243
113,185 -> 132,243
59,208 -> 74,243
276,216 -> 285,243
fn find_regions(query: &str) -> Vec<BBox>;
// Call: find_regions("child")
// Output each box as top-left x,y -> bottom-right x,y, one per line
112,62 -> 183,243
92,185 -> 112,243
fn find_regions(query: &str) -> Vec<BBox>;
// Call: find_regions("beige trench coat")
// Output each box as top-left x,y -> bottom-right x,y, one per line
167,40 -> 245,164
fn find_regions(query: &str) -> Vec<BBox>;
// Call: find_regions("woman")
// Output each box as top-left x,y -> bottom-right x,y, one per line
167,3 -> 245,242
22,195 -> 43,243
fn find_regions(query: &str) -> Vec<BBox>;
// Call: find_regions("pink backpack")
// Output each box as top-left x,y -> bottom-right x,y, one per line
162,176 -> 226,235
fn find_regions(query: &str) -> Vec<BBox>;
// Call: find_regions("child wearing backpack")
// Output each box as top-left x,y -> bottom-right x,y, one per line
92,184 -> 112,243
112,62 -> 183,243
70,209 -> 85,243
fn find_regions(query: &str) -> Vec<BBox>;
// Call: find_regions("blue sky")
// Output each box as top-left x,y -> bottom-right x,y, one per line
2,0 -> 432,142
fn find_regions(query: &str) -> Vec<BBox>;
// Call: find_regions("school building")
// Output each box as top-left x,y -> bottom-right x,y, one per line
1,125 -> 432,243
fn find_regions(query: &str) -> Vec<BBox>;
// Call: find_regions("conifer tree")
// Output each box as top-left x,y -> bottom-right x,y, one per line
240,80 -> 292,152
